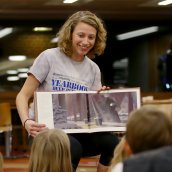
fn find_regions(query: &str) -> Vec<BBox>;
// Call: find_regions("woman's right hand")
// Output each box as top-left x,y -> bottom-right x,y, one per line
24,119 -> 47,138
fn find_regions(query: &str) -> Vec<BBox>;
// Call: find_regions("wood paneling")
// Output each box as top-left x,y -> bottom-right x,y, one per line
0,91 -> 18,108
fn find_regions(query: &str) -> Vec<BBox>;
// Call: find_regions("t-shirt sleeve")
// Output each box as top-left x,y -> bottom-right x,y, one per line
28,50 -> 50,83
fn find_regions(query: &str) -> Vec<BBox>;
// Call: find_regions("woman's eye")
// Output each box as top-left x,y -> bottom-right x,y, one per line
78,34 -> 84,38
77,33 -> 95,40
89,36 -> 95,40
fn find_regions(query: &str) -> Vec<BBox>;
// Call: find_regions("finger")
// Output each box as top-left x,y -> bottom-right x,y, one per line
30,126 -> 43,132
39,127 -> 49,132
31,123 -> 46,128
30,130 -> 39,138
102,85 -> 107,90
97,86 -> 109,93
106,86 -> 111,90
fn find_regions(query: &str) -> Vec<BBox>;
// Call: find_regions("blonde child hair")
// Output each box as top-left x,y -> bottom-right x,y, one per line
126,105 -> 172,154
108,136 -> 129,171
28,128 -> 72,172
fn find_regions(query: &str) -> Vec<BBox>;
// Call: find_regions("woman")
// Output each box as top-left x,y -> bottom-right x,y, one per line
16,11 -> 119,172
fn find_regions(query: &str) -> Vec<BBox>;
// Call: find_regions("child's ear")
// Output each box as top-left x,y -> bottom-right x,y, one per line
124,139 -> 133,156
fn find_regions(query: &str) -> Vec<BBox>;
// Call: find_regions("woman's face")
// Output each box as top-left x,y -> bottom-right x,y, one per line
71,22 -> 97,61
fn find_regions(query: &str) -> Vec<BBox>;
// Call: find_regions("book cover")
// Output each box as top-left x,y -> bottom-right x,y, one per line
34,87 -> 141,133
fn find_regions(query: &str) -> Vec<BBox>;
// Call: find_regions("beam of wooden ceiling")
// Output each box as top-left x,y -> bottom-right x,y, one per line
0,0 -> 172,20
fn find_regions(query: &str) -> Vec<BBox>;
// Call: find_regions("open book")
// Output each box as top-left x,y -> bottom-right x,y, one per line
34,87 -> 141,133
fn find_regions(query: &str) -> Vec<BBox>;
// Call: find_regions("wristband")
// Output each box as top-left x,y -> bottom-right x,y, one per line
23,118 -> 33,128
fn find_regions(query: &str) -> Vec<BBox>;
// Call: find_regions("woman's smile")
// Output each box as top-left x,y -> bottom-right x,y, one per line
71,22 -> 97,61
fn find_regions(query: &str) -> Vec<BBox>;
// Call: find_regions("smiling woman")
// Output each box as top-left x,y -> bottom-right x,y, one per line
15,10 -> 119,172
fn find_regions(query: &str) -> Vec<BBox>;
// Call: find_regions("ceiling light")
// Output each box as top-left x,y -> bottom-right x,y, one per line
17,68 -> 29,72
113,58 -> 128,68
18,73 -> 28,78
8,55 -> 27,61
63,0 -> 78,3
6,70 -> 18,74
158,0 -> 172,5
51,37 -> 58,43
33,27 -> 53,32
0,28 -> 13,38
7,76 -> 19,81
116,26 -> 159,40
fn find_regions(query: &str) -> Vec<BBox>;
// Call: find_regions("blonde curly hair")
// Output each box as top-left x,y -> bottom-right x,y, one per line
57,11 -> 107,58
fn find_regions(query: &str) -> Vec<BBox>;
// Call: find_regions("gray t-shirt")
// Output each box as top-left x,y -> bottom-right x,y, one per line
28,48 -> 102,122
29,47 -> 102,91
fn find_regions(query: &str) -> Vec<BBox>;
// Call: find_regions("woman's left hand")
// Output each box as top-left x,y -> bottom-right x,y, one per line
97,85 -> 111,93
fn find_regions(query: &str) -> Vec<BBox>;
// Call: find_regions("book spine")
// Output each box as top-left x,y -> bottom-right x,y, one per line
86,94 -> 91,127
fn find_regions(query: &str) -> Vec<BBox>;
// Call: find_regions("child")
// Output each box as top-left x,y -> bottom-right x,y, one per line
28,128 -> 72,172
109,105 -> 172,172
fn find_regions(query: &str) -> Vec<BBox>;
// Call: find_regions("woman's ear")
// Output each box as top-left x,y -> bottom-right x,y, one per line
124,139 -> 133,156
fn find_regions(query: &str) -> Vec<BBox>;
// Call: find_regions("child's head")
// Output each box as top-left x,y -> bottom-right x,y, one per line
28,128 -> 72,172
109,136 -> 129,169
126,105 -> 172,154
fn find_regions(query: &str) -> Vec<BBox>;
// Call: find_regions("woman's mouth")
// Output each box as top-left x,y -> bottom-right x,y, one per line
79,45 -> 89,52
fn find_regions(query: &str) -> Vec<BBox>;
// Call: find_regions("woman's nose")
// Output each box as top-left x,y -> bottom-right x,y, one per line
82,37 -> 89,44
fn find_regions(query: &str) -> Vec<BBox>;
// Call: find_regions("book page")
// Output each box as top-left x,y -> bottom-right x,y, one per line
52,92 -> 89,131
86,89 -> 140,132
35,92 -> 54,129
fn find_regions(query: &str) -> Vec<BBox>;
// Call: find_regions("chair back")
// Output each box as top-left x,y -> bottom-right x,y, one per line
142,99 -> 172,120
0,102 -> 12,132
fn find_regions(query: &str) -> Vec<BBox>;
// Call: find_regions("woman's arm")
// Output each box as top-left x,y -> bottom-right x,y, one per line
16,74 -> 46,137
